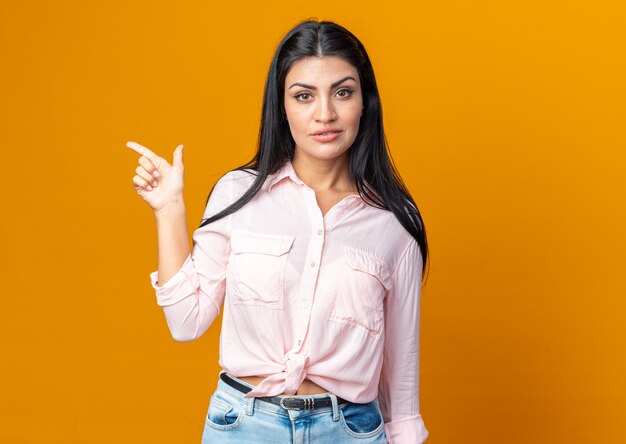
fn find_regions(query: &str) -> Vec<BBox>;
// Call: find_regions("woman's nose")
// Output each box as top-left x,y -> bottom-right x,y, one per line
314,97 -> 337,122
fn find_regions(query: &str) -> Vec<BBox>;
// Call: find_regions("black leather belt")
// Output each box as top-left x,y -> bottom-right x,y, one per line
220,372 -> 351,410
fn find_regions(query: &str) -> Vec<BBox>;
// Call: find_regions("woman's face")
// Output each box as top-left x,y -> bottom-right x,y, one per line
283,56 -> 363,162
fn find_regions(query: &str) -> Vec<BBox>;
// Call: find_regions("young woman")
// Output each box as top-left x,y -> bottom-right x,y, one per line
128,19 -> 429,444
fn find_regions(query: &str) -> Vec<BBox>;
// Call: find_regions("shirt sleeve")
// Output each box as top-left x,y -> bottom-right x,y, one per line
377,238 -> 429,443
148,172 -> 234,342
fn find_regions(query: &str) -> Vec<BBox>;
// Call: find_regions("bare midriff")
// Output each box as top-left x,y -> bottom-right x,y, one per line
238,375 -> 328,395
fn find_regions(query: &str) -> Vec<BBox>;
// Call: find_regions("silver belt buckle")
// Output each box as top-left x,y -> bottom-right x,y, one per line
280,396 -> 299,410
280,396 -> 315,410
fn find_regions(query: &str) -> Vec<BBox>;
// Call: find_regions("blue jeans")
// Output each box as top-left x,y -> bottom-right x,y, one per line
201,373 -> 388,443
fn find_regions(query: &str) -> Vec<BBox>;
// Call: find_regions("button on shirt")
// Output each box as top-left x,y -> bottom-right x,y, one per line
149,159 -> 428,443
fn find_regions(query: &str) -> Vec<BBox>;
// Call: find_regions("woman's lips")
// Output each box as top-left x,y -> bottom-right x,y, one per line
310,130 -> 342,142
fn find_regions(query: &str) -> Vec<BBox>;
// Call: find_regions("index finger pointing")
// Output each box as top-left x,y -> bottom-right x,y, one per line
126,141 -> 159,161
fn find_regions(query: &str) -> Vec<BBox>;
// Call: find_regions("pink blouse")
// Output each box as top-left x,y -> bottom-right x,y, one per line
149,159 -> 428,443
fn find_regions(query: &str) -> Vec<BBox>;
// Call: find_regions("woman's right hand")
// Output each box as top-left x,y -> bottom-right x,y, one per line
126,141 -> 185,214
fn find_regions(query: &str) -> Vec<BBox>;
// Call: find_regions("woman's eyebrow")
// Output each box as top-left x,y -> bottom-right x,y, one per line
288,76 -> 356,90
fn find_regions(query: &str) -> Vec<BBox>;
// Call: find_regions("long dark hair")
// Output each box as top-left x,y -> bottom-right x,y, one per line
198,18 -> 429,282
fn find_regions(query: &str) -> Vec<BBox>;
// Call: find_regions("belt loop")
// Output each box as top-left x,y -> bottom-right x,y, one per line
246,396 -> 255,415
328,393 -> 339,421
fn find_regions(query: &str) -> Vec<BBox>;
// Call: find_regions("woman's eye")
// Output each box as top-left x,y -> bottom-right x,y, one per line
295,92 -> 312,101
336,88 -> 354,98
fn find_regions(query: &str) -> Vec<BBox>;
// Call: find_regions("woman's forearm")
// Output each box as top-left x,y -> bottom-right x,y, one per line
154,201 -> 191,286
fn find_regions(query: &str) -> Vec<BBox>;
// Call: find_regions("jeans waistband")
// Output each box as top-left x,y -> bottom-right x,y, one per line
216,372 -> 349,416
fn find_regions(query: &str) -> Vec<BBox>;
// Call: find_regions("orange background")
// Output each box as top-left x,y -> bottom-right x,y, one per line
1,1 -> 624,443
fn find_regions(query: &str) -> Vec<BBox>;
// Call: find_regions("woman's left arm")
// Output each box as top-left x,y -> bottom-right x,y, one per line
377,238 -> 429,443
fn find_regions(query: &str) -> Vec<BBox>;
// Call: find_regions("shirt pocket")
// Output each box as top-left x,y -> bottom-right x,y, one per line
326,246 -> 392,340
229,229 -> 295,309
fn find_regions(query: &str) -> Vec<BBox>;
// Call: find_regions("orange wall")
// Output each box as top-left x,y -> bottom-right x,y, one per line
1,1 -> 624,443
